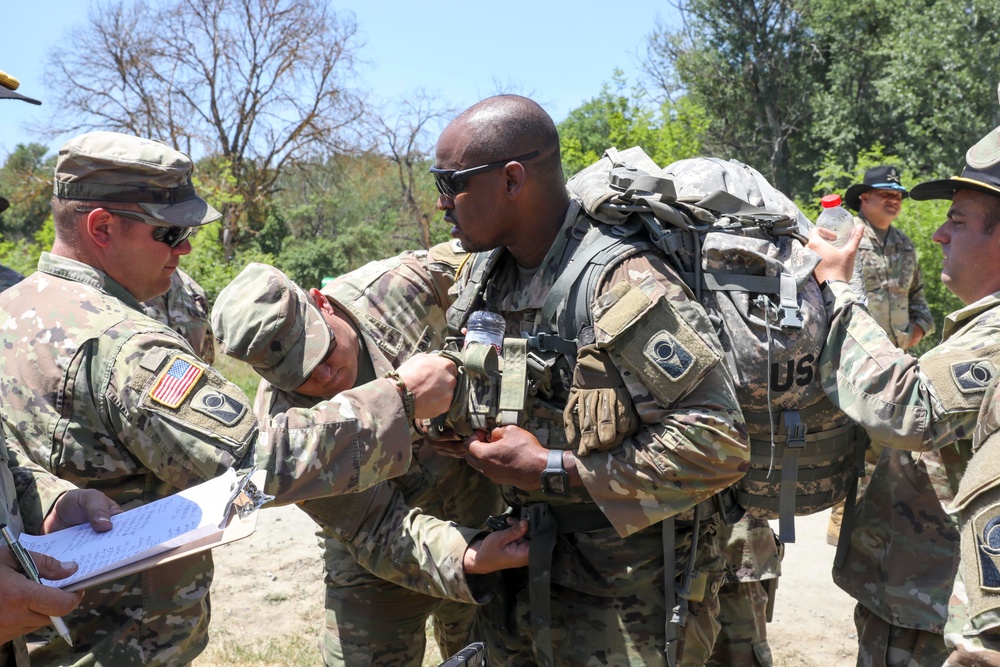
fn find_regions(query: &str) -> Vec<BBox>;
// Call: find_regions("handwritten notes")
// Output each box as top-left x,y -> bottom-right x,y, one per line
20,469 -> 238,588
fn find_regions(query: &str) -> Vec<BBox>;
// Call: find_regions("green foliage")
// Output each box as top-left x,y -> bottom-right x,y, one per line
0,143 -> 53,241
182,222 -> 276,307
212,351 -> 261,404
559,72 -> 710,177
807,0 -> 1000,180
0,217 -> 55,276
645,0 -> 822,195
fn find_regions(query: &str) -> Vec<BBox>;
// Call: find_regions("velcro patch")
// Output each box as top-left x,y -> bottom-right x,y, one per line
149,356 -> 203,408
953,360 -> 996,394
643,331 -> 694,380
191,386 -> 247,426
974,502 -> 1000,591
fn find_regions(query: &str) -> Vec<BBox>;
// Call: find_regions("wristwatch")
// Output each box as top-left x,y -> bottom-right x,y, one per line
541,448 -> 569,496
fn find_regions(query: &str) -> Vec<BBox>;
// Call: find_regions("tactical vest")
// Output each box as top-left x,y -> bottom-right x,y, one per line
447,214 -> 720,667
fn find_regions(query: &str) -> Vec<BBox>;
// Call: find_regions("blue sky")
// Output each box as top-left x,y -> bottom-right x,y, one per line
1,0 -> 678,158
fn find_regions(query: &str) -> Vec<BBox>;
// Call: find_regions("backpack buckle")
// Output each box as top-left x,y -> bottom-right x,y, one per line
783,410 -> 806,449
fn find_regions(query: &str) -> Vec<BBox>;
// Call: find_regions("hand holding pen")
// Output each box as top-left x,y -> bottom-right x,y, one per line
0,524 -> 78,646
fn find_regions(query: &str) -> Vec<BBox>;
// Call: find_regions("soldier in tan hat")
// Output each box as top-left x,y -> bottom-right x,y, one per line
0,70 -> 124,667
213,256 -> 529,666
809,125 -> 1000,667
0,130 -> 457,666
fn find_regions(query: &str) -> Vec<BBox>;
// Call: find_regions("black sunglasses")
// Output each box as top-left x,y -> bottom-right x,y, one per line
429,151 -> 540,199
76,206 -> 195,248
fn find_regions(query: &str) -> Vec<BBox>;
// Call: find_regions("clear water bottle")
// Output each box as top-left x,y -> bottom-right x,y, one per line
464,311 -> 505,352
816,194 -> 867,302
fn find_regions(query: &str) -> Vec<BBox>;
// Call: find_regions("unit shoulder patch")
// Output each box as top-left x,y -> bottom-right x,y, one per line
191,386 -> 247,426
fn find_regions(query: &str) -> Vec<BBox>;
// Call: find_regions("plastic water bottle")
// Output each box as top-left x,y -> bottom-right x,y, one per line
464,311 -> 505,352
816,194 -> 867,302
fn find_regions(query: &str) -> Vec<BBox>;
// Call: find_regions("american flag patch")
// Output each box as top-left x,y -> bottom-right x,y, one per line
149,356 -> 204,408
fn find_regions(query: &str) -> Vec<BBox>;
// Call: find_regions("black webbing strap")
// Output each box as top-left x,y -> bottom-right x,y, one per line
522,502 -> 613,666
663,516 -> 678,667
834,429 -> 870,569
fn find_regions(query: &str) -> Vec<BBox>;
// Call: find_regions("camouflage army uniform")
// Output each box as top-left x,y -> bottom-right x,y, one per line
252,245 -> 503,667
820,280 -> 1000,666
707,516 -> 780,667
855,215 -> 935,351
143,267 -> 215,364
944,379 -> 1000,666
0,252 -> 422,667
853,213 -> 939,499
0,264 -> 24,293
0,437 -> 76,667
453,201 -> 750,666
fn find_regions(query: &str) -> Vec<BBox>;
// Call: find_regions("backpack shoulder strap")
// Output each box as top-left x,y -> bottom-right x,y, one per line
446,248 -> 504,336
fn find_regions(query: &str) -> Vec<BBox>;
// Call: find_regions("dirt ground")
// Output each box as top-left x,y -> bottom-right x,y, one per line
197,505 -> 859,667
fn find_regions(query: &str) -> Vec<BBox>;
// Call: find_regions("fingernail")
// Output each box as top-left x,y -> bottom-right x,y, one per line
60,560 -> 78,570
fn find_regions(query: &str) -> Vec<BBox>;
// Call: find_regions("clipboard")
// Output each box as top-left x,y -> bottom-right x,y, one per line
20,469 -> 272,592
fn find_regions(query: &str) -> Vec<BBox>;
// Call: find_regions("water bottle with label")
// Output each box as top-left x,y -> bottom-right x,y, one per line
464,311 -> 505,352
816,194 -> 867,302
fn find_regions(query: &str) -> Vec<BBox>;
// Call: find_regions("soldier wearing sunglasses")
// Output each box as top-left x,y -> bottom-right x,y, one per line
0,131 -> 458,666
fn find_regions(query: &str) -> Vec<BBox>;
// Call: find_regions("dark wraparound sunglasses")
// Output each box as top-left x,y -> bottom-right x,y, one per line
429,151 -> 540,199
76,206 -> 195,248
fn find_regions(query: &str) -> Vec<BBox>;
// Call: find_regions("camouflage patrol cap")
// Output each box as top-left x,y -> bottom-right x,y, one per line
212,263 -> 332,392
54,131 -> 221,227
911,126 -> 1000,201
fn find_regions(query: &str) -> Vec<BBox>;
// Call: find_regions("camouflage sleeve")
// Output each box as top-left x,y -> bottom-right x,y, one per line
6,440 -> 76,534
818,281 -> 998,451
108,335 -> 255,490
299,484 -> 488,604
256,377 -> 413,504
261,381 -> 485,602
107,334 -> 413,502
908,259 -> 936,338
581,252 -> 750,537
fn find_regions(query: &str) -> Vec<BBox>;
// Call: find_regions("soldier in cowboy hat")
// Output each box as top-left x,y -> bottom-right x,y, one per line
808,126 -> 1000,667
826,164 -> 937,547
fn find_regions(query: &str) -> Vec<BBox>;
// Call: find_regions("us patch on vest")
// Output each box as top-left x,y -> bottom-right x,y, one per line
643,331 -> 694,380
149,356 -> 204,408
952,360 -> 996,394
190,386 -> 247,426
973,503 -> 1000,591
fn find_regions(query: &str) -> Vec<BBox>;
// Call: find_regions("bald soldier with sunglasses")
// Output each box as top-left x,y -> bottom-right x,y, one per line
0,131 -> 458,666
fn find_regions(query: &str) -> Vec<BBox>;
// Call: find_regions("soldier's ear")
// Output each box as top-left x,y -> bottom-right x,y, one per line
503,161 -> 526,199
309,288 -> 334,315
86,208 -> 115,248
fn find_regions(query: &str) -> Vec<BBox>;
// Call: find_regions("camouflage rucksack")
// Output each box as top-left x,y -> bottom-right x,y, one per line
561,147 -> 868,544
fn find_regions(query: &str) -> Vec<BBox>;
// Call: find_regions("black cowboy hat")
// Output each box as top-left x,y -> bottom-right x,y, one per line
844,165 -> 908,211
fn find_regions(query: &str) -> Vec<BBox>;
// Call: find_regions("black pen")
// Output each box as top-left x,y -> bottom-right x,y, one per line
0,523 -> 73,646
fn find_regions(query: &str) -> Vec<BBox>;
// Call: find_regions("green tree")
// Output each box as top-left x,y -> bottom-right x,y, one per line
806,0 -> 1000,179
643,0 -> 823,195
48,0 -> 366,255
559,72 -> 710,176
0,143 -> 53,241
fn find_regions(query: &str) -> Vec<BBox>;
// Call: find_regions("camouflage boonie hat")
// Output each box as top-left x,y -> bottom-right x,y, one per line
212,263 -> 332,392
54,131 -> 221,227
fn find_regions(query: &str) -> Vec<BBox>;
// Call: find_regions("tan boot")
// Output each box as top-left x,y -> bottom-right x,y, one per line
827,500 -> 845,546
